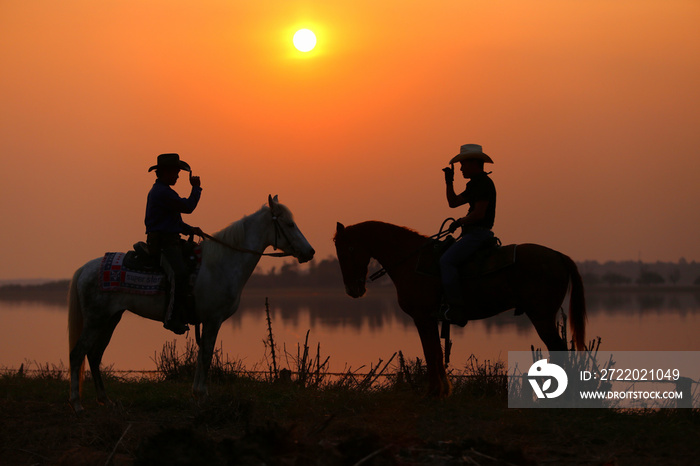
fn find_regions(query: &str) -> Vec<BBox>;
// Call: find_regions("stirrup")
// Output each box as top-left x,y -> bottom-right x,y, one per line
441,303 -> 469,327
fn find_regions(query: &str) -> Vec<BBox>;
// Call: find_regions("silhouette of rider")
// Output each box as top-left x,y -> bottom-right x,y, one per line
145,153 -> 203,334
440,144 -> 496,326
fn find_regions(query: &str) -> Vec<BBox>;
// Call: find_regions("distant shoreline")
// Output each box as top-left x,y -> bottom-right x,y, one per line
0,279 -> 698,307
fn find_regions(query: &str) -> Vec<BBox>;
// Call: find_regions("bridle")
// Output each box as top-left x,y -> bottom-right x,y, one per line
367,218 -> 457,282
271,214 -> 296,256
199,214 -> 294,258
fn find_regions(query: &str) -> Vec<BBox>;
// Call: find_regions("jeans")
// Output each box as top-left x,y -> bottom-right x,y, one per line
439,228 -> 494,305
148,233 -> 188,322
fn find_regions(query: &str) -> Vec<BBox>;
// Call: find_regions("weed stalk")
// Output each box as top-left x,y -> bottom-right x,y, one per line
265,297 -> 279,380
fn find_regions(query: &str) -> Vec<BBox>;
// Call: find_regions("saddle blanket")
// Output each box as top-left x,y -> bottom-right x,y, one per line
99,252 -> 166,294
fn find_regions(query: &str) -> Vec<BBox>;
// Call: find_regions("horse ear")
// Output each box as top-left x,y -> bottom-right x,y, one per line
336,222 -> 345,233
268,194 -> 278,209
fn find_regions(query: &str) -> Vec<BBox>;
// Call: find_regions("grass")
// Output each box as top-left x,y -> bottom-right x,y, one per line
2,334 -> 699,465
1,309 -> 698,464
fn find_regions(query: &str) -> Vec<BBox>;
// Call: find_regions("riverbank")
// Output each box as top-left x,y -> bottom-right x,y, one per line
1,368 -> 698,465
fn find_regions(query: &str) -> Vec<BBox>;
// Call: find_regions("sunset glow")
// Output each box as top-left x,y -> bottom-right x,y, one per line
0,1 -> 698,280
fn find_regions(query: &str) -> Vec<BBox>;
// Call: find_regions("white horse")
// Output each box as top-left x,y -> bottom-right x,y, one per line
68,195 -> 315,412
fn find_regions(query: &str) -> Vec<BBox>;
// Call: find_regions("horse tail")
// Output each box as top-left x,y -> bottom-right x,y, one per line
562,254 -> 587,350
68,266 -> 85,391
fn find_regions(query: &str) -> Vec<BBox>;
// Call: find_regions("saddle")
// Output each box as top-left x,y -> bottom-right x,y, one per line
99,240 -> 202,325
129,241 -> 160,269
415,235 -> 516,278
99,240 -> 201,298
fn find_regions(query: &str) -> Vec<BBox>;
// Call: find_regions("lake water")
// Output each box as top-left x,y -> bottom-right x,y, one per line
1,288 -> 699,375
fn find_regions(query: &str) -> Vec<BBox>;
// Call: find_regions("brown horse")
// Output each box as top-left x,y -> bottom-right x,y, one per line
334,221 -> 586,397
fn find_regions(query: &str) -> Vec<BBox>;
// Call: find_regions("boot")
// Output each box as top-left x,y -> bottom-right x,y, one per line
164,299 -> 189,335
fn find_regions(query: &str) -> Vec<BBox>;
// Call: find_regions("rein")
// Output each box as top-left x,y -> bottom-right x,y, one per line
368,218 -> 457,282
199,215 -> 293,258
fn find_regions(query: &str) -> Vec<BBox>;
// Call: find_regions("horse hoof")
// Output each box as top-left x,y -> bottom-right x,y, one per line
97,396 -> 114,406
192,392 -> 209,404
70,400 -> 85,415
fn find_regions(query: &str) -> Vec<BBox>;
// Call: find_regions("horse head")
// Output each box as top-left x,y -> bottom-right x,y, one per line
268,195 -> 315,263
333,222 -> 371,298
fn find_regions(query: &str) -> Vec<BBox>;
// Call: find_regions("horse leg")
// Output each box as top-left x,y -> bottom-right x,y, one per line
69,325 -> 103,412
86,312 -> 123,405
413,316 -> 452,398
69,313 -> 119,412
69,339 -> 88,413
192,321 -> 222,402
68,267 -> 87,413
529,310 -> 567,352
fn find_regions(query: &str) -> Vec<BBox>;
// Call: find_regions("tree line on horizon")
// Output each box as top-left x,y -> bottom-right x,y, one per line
577,258 -> 700,287
251,257 -> 700,288
2,257 -> 700,292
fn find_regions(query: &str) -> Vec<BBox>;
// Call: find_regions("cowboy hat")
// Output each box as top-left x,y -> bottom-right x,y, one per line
148,153 -> 191,172
449,144 -> 493,164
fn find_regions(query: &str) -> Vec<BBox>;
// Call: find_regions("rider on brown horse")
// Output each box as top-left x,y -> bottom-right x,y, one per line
145,153 -> 204,334
440,144 -> 496,326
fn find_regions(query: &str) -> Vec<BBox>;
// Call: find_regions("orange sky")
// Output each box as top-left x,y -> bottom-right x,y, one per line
1,0 -> 699,280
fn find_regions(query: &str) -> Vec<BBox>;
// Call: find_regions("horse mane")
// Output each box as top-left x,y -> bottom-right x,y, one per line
213,214 -> 248,248
335,221 -> 427,245
211,202 -> 295,252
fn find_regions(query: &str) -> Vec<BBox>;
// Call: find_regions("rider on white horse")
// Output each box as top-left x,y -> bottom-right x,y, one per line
145,153 -> 204,334
69,195 -> 315,412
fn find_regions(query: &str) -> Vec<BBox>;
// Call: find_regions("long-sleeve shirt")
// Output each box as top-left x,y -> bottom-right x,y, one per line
145,179 -> 202,235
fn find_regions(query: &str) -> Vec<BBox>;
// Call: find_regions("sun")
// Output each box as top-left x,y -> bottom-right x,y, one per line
293,29 -> 317,52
